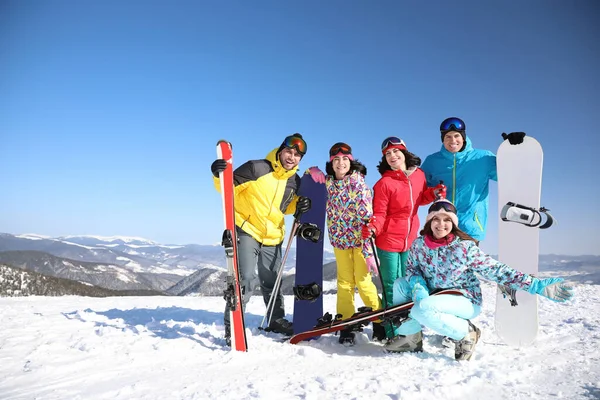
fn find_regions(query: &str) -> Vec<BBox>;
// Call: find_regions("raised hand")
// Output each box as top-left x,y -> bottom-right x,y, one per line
528,277 -> 574,302
502,132 -> 526,145
307,166 -> 326,184
211,159 -> 228,177
433,183 -> 446,199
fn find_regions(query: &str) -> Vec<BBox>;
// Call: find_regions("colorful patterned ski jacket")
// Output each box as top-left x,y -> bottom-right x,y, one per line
421,137 -> 497,241
325,171 -> 373,259
406,235 -> 534,306
213,148 -> 301,246
371,167 -> 437,252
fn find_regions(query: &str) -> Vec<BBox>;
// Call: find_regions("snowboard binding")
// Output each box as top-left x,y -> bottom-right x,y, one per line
498,285 -> 518,306
223,280 -> 236,310
500,202 -> 554,229
296,222 -> 322,243
316,312 -> 344,327
293,282 -> 322,302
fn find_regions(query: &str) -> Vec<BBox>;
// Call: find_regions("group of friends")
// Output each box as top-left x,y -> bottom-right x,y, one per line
210,117 -> 574,361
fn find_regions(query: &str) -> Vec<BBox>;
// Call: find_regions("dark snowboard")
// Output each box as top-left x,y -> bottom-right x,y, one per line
292,172 -> 327,335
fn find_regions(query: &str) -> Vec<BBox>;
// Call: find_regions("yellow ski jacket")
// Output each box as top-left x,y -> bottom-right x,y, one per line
213,148 -> 301,246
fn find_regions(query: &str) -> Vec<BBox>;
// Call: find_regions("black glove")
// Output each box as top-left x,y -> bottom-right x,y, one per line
211,159 -> 228,177
296,196 -> 312,215
502,132 -> 526,145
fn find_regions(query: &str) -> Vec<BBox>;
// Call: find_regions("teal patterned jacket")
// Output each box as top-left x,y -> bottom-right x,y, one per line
406,235 -> 534,306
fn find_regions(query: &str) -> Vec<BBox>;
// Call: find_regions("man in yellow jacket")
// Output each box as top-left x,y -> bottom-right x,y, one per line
211,133 -> 311,345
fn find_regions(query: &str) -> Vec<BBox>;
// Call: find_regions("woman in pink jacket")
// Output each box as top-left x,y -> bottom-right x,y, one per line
362,137 -> 444,339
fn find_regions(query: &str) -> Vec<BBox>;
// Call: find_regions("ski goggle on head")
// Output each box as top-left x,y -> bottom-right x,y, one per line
329,142 -> 352,157
381,136 -> 407,153
440,117 -> 466,133
281,135 -> 307,156
428,200 -> 457,214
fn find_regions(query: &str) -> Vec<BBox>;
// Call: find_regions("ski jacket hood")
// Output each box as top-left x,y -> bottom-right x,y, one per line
421,137 -> 497,241
213,148 -> 301,245
371,168 -> 436,252
406,236 -> 533,306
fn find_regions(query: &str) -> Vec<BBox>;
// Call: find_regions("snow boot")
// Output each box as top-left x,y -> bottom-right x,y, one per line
338,328 -> 355,346
269,317 -> 294,336
372,322 -> 386,342
384,331 -> 423,353
441,336 -> 455,348
455,321 -> 481,361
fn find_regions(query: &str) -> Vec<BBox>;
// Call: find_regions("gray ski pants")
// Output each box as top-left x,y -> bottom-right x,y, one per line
224,227 -> 284,327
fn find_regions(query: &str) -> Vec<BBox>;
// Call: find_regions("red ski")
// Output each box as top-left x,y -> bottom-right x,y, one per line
289,289 -> 463,344
217,140 -> 248,352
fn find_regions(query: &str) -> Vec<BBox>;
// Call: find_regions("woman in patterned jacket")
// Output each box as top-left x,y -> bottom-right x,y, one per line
308,142 -> 382,345
384,198 -> 574,361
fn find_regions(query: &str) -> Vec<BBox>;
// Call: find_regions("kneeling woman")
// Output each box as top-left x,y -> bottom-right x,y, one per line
385,199 -> 574,361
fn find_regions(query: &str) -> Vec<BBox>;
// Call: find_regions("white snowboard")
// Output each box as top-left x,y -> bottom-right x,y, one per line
495,136 -> 543,346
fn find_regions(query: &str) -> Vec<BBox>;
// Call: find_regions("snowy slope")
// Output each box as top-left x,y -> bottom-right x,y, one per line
0,278 -> 598,399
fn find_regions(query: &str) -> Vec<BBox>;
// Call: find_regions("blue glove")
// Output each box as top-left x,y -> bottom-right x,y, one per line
528,277 -> 574,302
411,282 -> 429,303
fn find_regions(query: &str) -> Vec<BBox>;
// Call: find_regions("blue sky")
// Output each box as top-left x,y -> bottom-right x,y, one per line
1,0 -> 598,255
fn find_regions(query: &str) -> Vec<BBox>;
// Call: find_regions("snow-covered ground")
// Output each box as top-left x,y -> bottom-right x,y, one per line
0,278 -> 598,399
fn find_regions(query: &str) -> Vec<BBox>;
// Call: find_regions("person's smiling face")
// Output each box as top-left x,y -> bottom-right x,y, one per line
443,131 -> 464,153
430,214 -> 453,239
384,148 -> 406,171
279,147 -> 302,170
331,156 -> 351,179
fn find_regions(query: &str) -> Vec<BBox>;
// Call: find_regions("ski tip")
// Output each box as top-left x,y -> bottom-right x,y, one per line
217,139 -> 232,147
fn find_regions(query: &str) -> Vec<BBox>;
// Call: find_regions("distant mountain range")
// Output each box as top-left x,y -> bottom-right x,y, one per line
0,263 -> 163,297
0,232 -> 598,297
0,233 -> 336,296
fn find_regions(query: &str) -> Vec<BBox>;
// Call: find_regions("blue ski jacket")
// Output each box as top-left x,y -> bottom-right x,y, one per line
421,137 -> 497,241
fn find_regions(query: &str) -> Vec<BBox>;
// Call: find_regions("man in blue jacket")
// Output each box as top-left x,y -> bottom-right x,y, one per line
421,117 -> 525,243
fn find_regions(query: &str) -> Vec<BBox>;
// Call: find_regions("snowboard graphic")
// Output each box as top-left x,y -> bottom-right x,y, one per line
495,136 -> 543,346
290,289 -> 463,344
293,172 -> 327,335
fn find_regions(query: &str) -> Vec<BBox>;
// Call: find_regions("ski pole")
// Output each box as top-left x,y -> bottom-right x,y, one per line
363,218 -> 387,305
368,234 -> 388,308
363,217 -> 393,337
260,216 -> 301,329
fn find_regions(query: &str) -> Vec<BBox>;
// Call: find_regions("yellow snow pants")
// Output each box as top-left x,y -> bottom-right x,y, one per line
334,247 -> 381,320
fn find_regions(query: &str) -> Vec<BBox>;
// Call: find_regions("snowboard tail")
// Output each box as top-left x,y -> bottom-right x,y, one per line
217,140 -> 248,352
290,289 -> 463,344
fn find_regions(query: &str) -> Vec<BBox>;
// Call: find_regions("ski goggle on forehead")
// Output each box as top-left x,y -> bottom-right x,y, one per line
381,136 -> 406,151
428,201 -> 457,214
440,117 -> 466,132
329,142 -> 352,157
282,135 -> 307,155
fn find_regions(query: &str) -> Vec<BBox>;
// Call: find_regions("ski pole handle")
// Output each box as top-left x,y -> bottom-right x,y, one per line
434,180 -> 445,200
